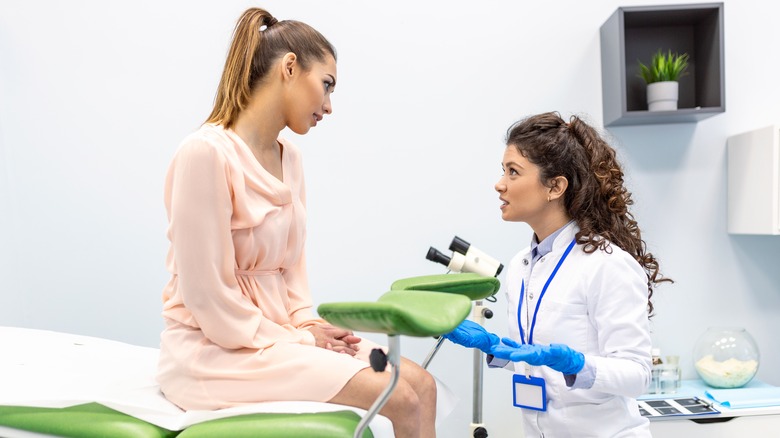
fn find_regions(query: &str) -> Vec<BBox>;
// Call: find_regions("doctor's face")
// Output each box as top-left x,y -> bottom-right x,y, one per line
495,145 -> 550,223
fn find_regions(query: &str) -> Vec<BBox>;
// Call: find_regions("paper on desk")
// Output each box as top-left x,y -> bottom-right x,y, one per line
706,387 -> 780,409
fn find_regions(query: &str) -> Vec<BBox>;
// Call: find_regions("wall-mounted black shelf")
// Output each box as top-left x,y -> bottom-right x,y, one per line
600,3 -> 725,127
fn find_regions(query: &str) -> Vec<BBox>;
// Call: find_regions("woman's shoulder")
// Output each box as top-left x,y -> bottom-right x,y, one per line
173,124 -> 235,162
179,124 -> 230,148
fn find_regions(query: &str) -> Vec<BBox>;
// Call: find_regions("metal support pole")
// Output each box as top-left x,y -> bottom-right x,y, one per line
421,298 -> 493,437
422,336 -> 446,370
353,335 -> 401,438
470,300 -> 488,437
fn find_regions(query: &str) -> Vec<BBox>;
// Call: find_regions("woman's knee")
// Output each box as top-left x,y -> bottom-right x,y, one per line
389,379 -> 421,412
401,360 -> 437,401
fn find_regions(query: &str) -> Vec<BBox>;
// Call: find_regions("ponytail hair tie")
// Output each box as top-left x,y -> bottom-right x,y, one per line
259,16 -> 278,32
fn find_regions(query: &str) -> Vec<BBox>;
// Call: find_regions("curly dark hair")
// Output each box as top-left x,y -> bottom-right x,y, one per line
505,112 -> 672,316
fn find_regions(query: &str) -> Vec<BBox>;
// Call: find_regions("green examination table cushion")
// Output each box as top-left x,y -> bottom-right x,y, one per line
177,410 -> 372,438
0,403 -> 177,438
390,273 -> 500,301
0,404 -> 374,438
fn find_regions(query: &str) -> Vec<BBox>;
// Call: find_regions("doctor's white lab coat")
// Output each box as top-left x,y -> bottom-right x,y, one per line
501,222 -> 652,437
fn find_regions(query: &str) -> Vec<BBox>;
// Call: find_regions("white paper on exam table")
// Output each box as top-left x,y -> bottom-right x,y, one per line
0,326 -> 457,432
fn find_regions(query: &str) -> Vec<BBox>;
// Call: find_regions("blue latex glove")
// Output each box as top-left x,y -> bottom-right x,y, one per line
442,320 -> 499,353
489,337 -> 585,375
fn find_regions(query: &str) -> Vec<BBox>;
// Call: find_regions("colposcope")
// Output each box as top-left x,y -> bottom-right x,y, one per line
424,236 -> 503,438
426,236 -> 504,278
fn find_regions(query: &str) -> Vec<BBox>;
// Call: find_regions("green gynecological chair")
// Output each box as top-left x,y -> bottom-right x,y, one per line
319,272 -> 500,438
0,273 -> 497,438
391,273 -> 500,438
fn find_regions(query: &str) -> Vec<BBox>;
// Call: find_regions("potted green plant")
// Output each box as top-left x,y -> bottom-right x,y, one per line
637,49 -> 689,111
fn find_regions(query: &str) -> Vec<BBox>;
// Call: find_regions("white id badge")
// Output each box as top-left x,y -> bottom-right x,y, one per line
512,374 -> 547,411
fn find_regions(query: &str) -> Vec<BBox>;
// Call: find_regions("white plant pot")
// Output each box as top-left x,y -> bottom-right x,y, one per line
647,81 -> 679,111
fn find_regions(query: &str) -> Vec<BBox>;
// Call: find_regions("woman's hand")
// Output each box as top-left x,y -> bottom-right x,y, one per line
308,323 -> 361,356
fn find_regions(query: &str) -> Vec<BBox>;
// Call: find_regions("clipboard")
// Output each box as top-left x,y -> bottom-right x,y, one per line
638,397 -> 720,418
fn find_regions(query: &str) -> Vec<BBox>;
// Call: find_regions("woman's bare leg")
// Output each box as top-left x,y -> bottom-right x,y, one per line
329,367 -> 422,438
399,357 -> 437,438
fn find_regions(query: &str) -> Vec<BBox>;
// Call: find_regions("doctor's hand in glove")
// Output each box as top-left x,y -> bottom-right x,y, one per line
489,337 -> 585,375
442,319 -> 499,353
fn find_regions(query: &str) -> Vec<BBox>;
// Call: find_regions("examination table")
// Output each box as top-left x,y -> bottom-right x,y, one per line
0,273 -> 499,437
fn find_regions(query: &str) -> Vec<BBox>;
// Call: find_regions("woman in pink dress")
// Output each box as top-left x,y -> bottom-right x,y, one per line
156,7 -> 437,437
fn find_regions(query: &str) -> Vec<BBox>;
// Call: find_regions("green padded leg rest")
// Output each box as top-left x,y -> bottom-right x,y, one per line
0,403 -> 178,438
390,272 -> 500,301
318,289 -> 471,438
177,411 -> 373,438
317,290 -> 471,336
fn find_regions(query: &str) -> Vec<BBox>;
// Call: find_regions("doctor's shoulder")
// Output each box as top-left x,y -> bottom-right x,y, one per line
577,237 -> 646,282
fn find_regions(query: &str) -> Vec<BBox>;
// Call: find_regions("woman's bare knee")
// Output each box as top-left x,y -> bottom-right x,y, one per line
388,378 -> 421,416
400,358 -> 437,402
398,357 -> 437,437
328,368 -> 422,437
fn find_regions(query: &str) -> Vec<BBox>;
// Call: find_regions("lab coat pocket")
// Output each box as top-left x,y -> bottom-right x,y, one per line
539,300 -> 588,349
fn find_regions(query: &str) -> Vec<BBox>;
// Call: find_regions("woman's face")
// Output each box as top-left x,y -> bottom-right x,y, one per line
285,54 -> 337,135
495,145 -> 551,224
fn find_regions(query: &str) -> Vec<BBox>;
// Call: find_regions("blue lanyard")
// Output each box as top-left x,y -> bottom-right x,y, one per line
518,238 -> 576,345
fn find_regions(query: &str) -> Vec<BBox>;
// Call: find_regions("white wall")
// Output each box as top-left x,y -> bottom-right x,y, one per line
1,1 -> 779,437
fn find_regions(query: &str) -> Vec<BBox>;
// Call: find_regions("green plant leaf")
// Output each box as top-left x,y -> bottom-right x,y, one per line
637,49 -> 689,83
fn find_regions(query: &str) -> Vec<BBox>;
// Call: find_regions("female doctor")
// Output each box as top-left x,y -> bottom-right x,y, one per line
444,112 -> 671,437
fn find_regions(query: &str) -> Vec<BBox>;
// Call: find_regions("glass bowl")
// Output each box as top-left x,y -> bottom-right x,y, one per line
693,327 -> 760,388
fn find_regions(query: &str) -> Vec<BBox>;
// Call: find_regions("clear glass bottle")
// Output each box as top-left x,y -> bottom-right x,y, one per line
650,348 -> 663,393
693,327 -> 760,388
665,355 -> 682,390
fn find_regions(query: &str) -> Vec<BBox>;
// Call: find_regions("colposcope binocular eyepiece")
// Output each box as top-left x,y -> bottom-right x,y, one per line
426,236 -> 504,277
426,247 -> 452,267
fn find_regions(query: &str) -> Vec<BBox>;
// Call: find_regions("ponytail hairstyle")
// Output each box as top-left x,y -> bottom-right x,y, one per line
206,7 -> 337,128
505,112 -> 672,316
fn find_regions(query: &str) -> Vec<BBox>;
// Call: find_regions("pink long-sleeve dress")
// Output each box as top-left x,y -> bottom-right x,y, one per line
156,124 -> 374,410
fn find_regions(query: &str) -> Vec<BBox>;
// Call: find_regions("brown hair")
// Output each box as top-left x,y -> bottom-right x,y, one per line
505,111 -> 672,316
206,7 -> 337,128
